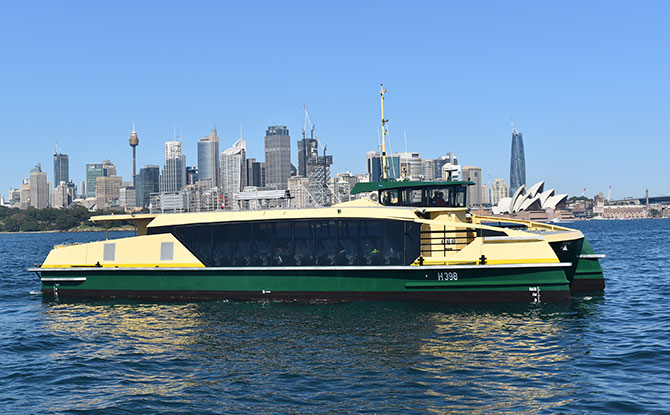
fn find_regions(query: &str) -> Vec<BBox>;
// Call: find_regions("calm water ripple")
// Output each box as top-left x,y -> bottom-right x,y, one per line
1,220 -> 670,413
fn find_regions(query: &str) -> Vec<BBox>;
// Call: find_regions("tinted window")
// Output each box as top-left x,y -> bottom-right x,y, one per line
382,220 -> 404,265
315,220 -> 336,265
359,220 -> 381,265
251,222 -> 272,266
293,221 -> 314,266
337,220 -> 358,265
273,221 -> 292,266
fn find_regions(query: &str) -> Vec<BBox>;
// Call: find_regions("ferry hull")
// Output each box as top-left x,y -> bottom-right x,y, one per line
37,265 -> 572,303
571,239 -> 606,294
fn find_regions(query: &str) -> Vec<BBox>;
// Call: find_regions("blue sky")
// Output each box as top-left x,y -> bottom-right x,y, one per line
1,1 -> 668,200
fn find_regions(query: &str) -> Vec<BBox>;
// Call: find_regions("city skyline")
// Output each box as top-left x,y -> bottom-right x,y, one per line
1,1 -> 669,200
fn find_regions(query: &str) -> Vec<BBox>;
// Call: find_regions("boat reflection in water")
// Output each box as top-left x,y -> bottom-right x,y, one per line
38,299 -> 602,413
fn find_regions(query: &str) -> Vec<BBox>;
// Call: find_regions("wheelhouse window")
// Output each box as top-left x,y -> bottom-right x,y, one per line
379,185 -> 468,208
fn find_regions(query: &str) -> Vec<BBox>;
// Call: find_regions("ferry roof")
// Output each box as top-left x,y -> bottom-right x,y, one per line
89,213 -> 158,223
351,180 -> 474,195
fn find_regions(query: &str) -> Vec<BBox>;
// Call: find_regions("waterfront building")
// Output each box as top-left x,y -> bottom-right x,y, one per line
287,176 -> 310,209
510,128 -> 526,196
52,181 -> 70,208
490,178 -> 510,206
8,188 -> 20,206
160,140 -> 186,193
197,127 -> 220,187
462,166 -> 483,207
220,139 -> 247,196
19,179 -> 30,209
53,152 -> 68,188
96,176 -> 122,208
264,125 -> 291,190
29,164 -> 49,209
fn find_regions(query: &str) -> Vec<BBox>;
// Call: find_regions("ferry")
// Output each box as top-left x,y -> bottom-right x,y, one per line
29,179 -> 604,303
30,85 -> 604,303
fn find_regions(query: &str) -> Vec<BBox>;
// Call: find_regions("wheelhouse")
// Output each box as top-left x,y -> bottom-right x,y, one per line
350,181 -> 473,208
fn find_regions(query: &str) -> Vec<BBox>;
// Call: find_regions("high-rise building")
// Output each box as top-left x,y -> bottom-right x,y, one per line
435,153 -> 459,179
186,166 -> 198,185
366,151 -> 400,181
395,152 -> 423,180
53,152 -> 69,188
462,166 -> 483,207
102,159 -> 116,176
510,128 -> 526,196
85,163 -> 103,198
490,178 -> 510,205
160,140 -> 186,193
20,178 -> 30,209
297,136 -> 333,206
96,176 -> 122,207
29,164 -> 49,209
246,158 -> 265,188
136,165 -> 160,209
264,125 -> 291,189
220,139 -> 247,195
119,186 -> 137,209
422,159 -> 436,181
197,127 -> 220,187
287,176 -> 310,209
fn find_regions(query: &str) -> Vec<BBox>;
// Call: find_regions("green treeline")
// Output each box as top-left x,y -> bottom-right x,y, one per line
0,205 -> 131,232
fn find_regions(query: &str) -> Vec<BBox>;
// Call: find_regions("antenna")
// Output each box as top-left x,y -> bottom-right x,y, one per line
403,129 -> 407,153
380,84 -> 389,180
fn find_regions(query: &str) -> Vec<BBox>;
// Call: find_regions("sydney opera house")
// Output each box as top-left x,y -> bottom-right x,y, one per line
491,181 -> 571,221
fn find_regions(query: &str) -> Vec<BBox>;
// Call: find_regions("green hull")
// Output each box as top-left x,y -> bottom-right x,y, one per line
38,264 -> 571,303
571,239 -> 605,294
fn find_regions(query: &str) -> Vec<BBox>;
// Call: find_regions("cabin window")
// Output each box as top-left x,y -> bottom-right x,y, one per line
315,220 -> 336,266
160,242 -> 174,261
103,243 -> 115,262
359,220 -> 381,265
293,221 -> 314,265
167,219 -> 420,267
337,220 -> 359,265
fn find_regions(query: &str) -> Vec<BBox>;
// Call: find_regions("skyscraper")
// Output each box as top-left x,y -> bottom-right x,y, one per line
136,165 -> 160,208
220,139 -> 247,195
86,163 -> 103,198
462,166 -> 483,207
510,128 -> 526,196
160,140 -> 186,193
197,127 -> 220,187
264,125 -> 291,190
53,152 -> 68,187
29,164 -> 49,209
490,178 -> 510,205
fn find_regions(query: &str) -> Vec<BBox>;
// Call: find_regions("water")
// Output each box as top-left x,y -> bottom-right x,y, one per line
1,220 -> 669,414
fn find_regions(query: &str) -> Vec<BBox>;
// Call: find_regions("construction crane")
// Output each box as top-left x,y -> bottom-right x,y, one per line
302,104 -> 315,140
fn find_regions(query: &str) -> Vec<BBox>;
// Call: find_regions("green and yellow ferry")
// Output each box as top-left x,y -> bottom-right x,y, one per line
30,180 -> 604,303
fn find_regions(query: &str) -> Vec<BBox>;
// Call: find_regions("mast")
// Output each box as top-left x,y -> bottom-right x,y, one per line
380,84 -> 389,180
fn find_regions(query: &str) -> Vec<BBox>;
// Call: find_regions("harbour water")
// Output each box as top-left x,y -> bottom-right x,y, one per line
1,219 -> 669,413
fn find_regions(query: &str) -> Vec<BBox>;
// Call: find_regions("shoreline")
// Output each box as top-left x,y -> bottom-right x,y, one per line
0,227 -> 134,234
